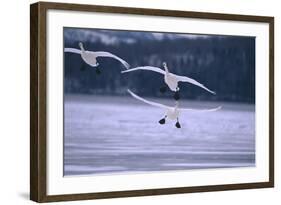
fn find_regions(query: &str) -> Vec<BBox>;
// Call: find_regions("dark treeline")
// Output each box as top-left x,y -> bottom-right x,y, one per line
64,29 -> 255,103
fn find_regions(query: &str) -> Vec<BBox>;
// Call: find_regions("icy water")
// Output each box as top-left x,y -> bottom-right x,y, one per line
64,95 -> 255,176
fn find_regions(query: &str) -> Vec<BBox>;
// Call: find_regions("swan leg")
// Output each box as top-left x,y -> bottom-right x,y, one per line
159,85 -> 167,93
175,118 -> 181,128
159,115 -> 167,125
174,90 -> 180,100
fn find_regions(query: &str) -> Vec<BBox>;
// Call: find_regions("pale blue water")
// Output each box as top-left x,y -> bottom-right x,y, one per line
64,95 -> 255,176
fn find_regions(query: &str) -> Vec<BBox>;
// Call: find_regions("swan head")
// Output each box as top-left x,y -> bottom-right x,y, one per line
163,62 -> 169,72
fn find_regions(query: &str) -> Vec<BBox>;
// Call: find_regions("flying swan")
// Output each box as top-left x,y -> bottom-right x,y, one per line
64,42 -> 130,74
127,89 -> 221,128
122,62 -> 215,100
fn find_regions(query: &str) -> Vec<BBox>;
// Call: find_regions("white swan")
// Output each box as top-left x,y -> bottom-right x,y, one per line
64,42 -> 130,74
128,89 -> 221,128
122,62 -> 215,100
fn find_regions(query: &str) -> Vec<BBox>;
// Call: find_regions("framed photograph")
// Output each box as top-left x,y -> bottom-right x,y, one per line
30,1 -> 274,202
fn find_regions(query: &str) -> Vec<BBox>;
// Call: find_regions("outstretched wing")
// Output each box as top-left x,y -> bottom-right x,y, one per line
64,48 -> 81,54
175,74 -> 216,95
127,89 -> 168,109
94,51 -> 130,69
122,66 -> 165,75
180,106 -> 222,112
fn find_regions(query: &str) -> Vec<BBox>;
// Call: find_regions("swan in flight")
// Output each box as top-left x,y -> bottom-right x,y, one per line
122,62 -> 215,100
64,42 -> 130,74
127,89 -> 221,128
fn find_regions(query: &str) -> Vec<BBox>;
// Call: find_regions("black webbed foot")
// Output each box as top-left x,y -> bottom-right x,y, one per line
174,91 -> 180,100
159,118 -> 166,125
159,86 -> 167,93
95,68 -> 101,75
175,121 -> 181,128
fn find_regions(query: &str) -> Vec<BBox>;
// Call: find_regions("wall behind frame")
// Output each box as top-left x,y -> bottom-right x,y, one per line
0,0 -> 279,204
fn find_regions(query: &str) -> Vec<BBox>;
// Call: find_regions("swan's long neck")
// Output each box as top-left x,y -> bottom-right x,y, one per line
79,43 -> 85,53
164,65 -> 169,75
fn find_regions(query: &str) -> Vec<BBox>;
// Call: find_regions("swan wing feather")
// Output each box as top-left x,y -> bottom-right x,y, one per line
122,66 -> 165,75
175,74 -> 216,95
127,89 -> 168,109
94,51 -> 130,69
64,48 -> 81,54
180,106 -> 222,112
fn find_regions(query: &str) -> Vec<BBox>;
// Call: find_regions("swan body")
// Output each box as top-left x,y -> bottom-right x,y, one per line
164,71 -> 179,92
127,89 -> 221,128
165,106 -> 180,120
122,62 -> 215,96
127,89 -> 180,120
64,42 -> 130,70
81,50 -> 98,67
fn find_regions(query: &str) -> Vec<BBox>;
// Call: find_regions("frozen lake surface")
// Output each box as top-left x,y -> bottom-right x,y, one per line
64,95 -> 255,176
